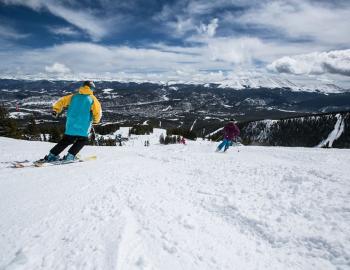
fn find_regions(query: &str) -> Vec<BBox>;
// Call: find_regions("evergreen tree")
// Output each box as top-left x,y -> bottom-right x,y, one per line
167,127 -> 197,140
26,115 -> 40,139
177,135 -> 181,143
6,119 -> 21,139
49,126 -> 62,142
0,105 -> 8,136
0,104 -> 9,120
98,137 -> 105,146
164,135 -> 171,145
0,104 -> 22,138
159,134 -> 165,144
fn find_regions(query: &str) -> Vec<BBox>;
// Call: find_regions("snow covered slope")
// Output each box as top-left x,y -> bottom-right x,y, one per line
317,114 -> 345,148
0,137 -> 349,270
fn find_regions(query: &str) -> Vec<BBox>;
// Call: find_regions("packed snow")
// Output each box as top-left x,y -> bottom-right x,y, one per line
0,136 -> 349,270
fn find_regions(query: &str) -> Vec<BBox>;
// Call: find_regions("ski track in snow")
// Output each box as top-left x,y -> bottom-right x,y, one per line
0,137 -> 350,270
318,114 -> 345,148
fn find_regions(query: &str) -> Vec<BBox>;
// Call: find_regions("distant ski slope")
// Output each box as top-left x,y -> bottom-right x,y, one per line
0,137 -> 349,270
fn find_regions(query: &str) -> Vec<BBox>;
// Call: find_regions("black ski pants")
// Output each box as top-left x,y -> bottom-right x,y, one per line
50,134 -> 88,156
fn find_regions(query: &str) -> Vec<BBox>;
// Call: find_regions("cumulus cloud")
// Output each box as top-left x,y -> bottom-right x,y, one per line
0,38 -> 336,79
45,62 -> 71,74
206,37 -> 263,65
171,17 -> 196,37
198,18 -> 218,37
1,41 -> 350,88
268,49 -> 350,76
0,41 -> 228,80
234,0 -> 350,46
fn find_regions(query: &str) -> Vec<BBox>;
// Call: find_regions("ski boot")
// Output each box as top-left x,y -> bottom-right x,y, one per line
62,153 -> 77,162
35,152 -> 60,164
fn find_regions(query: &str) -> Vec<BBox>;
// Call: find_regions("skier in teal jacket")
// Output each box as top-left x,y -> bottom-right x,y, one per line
43,81 -> 102,162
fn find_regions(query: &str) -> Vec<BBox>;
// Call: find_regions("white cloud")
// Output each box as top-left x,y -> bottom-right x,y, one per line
198,18 -> 218,37
268,49 -> 350,76
45,62 -> 71,74
44,3 -> 108,41
0,42 -> 228,79
185,0 -> 254,16
171,17 -> 195,37
0,38 -> 329,77
187,32 -> 323,68
0,40 -> 349,87
0,0 -> 42,9
47,26 -> 80,37
0,0 -> 109,41
0,24 -> 29,39
206,37 -> 262,65
234,0 -> 350,47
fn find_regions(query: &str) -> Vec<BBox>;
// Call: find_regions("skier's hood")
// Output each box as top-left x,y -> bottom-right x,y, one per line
78,86 -> 94,95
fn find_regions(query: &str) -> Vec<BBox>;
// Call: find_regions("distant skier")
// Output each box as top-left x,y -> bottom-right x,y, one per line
42,81 -> 102,162
180,137 -> 186,145
216,119 -> 240,152
116,134 -> 122,146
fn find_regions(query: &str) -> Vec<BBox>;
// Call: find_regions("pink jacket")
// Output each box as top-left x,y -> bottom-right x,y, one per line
224,122 -> 240,140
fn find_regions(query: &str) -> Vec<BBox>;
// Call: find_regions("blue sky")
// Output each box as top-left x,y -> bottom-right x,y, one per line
0,0 -> 349,86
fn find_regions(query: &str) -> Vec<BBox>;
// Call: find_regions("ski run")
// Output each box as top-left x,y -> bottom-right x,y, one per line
0,135 -> 349,270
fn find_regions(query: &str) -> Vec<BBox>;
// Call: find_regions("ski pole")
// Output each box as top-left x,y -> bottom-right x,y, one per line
215,135 -> 223,142
91,125 -> 99,146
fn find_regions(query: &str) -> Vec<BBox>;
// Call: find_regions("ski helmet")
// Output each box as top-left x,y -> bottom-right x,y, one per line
83,81 -> 96,90
229,118 -> 237,124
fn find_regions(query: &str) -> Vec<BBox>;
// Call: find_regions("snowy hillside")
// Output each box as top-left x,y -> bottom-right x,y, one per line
239,112 -> 350,148
0,137 -> 349,270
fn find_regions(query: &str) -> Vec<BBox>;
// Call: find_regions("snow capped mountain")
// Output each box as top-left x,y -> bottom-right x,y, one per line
1,72 -> 346,94
2,79 -> 350,130
214,75 -> 345,93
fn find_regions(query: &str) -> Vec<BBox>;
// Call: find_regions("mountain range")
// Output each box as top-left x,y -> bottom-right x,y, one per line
1,78 -> 350,136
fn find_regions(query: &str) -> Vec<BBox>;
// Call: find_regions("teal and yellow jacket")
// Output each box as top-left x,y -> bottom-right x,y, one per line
53,86 -> 102,137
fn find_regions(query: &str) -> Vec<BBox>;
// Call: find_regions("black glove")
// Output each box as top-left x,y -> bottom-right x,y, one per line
52,111 -> 58,118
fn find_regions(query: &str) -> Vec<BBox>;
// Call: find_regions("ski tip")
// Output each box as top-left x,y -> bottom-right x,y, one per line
83,155 -> 97,161
34,162 -> 45,167
14,163 -> 25,168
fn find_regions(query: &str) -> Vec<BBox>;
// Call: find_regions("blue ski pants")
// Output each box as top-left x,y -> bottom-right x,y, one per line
217,139 -> 232,152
